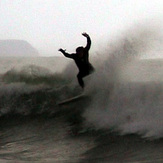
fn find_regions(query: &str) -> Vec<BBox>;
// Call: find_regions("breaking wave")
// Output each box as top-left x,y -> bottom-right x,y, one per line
0,21 -> 163,139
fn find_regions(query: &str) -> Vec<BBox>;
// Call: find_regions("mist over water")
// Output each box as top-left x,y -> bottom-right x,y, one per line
82,22 -> 163,138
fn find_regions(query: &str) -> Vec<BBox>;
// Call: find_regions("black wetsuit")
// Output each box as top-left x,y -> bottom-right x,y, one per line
62,36 -> 94,88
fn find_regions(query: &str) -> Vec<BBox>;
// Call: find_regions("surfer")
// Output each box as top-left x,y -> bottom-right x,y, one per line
59,32 -> 94,89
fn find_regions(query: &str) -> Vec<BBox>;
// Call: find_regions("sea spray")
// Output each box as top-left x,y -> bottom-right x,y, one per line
83,22 -> 163,138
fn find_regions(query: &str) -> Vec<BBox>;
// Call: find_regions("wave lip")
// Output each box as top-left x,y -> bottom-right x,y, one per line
2,65 -> 67,86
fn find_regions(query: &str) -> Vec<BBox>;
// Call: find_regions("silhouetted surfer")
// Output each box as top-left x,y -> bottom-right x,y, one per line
59,32 -> 94,89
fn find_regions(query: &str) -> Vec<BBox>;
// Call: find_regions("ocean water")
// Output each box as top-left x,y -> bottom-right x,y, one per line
1,26 -> 163,163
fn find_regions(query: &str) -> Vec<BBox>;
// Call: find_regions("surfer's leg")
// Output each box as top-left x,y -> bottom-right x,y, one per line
77,73 -> 84,88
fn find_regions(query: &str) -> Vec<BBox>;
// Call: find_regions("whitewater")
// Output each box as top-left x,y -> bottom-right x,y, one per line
1,24 -> 163,162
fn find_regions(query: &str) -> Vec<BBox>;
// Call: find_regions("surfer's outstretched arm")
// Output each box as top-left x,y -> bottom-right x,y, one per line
82,32 -> 91,51
58,49 -> 73,58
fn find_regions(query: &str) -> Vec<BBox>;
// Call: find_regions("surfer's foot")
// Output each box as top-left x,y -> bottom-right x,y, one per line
73,85 -> 83,94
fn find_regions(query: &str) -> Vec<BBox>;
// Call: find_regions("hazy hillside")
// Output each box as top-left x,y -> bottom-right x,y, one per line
0,40 -> 39,57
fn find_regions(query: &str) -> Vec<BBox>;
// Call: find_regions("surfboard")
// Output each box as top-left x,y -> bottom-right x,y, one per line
57,94 -> 85,105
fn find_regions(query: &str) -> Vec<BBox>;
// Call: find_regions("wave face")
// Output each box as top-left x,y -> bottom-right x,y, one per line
0,23 -> 163,139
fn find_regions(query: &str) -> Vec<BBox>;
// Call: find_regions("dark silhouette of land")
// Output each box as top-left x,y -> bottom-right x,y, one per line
0,40 -> 39,57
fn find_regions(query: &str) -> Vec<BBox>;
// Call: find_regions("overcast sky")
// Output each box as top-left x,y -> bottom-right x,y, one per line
0,0 -> 162,56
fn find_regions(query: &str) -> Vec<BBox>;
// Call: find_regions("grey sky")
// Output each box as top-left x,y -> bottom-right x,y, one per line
0,0 -> 162,56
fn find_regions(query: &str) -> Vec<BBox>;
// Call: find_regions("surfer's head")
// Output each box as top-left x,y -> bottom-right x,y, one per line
76,46 -> 84,57
76,46 -> 84,53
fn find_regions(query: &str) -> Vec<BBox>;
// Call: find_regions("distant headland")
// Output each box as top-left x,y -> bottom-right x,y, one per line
0,40 -> 39,57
